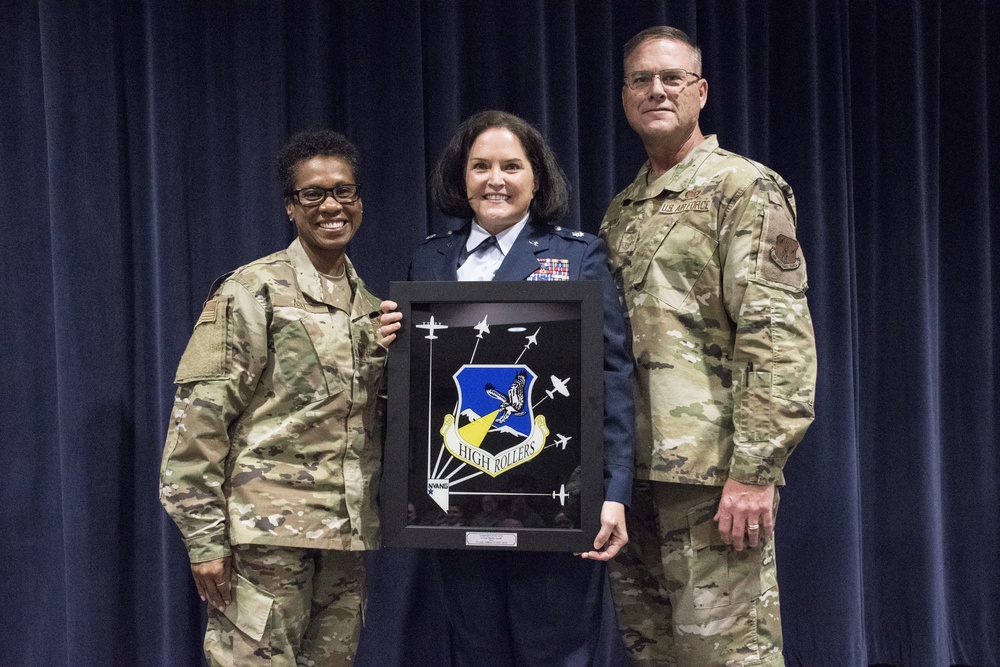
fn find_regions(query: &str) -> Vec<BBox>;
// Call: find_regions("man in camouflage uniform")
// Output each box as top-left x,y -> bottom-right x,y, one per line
160,131 -> 387,666
600,27 -> 817,666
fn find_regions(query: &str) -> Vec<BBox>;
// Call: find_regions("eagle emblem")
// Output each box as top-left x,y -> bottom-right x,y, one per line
485,371 -> 527,424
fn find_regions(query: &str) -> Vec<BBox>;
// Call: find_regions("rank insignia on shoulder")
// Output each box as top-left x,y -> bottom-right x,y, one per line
770,234 -> 801,271
572,231 -> 584,237
529,240 -> 539,246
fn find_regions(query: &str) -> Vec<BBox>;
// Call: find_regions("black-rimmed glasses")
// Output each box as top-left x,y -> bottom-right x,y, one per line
290,184 -> 361,207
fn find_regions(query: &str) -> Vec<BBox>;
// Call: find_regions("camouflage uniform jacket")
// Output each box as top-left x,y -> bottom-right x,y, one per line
160,239 -> 387,564
600,135 -> 816,487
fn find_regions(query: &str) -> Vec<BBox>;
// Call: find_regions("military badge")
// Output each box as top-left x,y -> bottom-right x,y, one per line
527,258 -> 569,281
439,365 -> 550,481
770,233 -> 801,271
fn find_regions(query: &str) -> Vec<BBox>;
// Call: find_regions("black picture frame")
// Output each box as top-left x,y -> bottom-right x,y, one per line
382,281 -> 605,552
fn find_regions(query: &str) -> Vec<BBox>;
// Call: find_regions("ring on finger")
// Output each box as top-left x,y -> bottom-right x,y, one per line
747,524 -> 760,530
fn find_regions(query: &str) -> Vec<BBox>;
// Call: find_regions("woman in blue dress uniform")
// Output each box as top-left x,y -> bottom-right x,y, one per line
382,110 -> 635,666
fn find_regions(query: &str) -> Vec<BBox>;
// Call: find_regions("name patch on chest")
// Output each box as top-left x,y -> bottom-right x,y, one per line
659,200 -> 711,214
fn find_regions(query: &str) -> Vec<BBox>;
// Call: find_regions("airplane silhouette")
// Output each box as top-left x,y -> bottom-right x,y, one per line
524,327 -> 540,347
416,315 -> 448,339
474,316 -> 490,338
552,434 -> 571,450
545,375 -> 570,400
552,483 -> 569,506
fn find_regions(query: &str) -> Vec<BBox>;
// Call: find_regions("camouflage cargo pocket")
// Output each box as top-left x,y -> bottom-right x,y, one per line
175,295 -> 233,383
206,574 -> 275,665
271,303 -> 345,408
687,500 -> 761,612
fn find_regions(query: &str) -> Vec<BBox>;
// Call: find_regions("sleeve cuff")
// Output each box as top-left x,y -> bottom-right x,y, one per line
185,535 -> 231,564
728,450 -> 786,486
604,464 -> 634,507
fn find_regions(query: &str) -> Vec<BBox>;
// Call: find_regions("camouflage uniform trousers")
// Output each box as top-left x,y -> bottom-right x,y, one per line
205,544 -> 365,667
610,481 -> 783,666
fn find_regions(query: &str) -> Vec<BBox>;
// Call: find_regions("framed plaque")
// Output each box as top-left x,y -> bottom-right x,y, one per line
382,281 -> 604,551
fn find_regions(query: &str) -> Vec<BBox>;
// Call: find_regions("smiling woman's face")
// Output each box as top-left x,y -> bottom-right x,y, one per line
464,127 -> 537,235
284,155 -> 362,273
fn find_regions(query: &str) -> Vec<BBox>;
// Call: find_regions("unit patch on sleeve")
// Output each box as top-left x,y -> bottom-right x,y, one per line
770,234 -> 801,271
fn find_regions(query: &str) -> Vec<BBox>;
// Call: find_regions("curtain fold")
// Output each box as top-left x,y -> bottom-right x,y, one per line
1,1 -> 997,665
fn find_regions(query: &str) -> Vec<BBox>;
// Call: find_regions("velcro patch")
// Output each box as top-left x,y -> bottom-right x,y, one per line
758,205 -> 806,290
527,258 -> 569,281
659,200 -> 710,214
196,298 -> 220,326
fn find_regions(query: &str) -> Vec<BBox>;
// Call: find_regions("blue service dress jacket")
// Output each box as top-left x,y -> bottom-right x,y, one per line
408,219 -> 636,505
386,219 -> 635,667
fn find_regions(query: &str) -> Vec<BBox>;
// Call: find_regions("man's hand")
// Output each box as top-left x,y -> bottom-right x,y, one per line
714,479 -> 775,551
379,300 -> 402,346
579,501 -> 628,561
191,556 -> 232,612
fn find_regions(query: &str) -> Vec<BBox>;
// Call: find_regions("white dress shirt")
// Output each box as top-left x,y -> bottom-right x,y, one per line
456,215 -> 529,282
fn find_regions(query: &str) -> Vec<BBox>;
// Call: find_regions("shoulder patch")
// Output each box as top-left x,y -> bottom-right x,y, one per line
757,208 -> 806,290
770,234 -> 801,271
175,294 -> 234,383
195,298 -> 220,326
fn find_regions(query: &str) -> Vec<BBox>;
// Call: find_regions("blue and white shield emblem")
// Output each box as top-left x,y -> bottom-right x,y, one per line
439,364 -> 550,477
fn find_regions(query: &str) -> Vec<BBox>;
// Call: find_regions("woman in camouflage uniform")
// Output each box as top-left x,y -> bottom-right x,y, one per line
160,130 -> 387,666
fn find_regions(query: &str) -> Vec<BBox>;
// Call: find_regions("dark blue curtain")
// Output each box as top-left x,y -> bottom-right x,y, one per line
2,1 -> 998,665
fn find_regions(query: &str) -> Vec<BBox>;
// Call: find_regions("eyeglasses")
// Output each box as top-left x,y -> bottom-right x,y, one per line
624,69 -> 702,93
289,184 -> 361,207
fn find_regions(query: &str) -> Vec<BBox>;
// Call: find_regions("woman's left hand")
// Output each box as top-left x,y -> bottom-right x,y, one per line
579,501 -> 628,561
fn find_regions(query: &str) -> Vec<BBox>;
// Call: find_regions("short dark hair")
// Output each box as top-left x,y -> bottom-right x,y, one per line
623,26 -> 702,73
275,130 -> 360,197
431,110 -> 570,223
